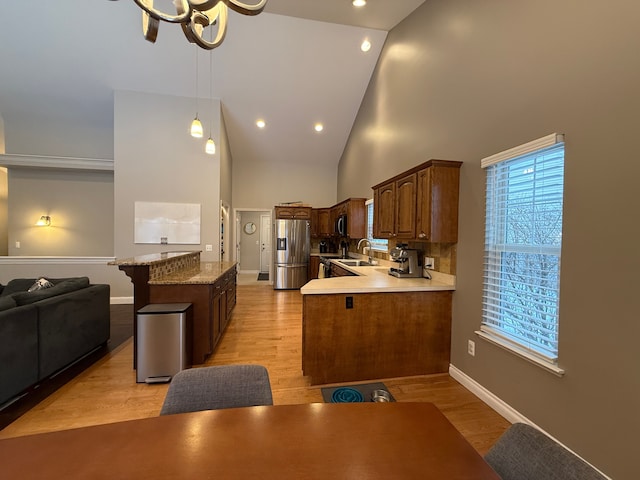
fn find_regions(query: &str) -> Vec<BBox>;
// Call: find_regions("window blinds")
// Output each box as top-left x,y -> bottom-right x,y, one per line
481,134 -> 565,364
366,200 -> 388,251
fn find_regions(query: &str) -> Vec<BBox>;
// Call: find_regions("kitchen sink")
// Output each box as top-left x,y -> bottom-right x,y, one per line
335,259 -> 376,267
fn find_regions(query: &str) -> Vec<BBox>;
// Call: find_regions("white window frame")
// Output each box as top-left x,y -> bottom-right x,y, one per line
477,133 -> 566,376
365,199 -> 388,252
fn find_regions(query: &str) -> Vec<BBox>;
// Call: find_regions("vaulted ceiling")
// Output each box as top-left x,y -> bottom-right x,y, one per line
0,1 -> 425,167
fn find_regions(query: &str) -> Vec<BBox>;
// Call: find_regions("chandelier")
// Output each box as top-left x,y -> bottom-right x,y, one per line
133,0 -> 268,50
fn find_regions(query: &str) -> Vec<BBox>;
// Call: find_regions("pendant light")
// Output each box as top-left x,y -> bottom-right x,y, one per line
205,44 -> 216,155
190,47 -> 203,138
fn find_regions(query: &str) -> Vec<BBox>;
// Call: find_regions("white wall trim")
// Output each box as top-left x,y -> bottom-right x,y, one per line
449,364 -> 531,424
449,364 -> 612,479
0,256 -> 115,265
110,297 -> 133,305
0,153 -> 114,171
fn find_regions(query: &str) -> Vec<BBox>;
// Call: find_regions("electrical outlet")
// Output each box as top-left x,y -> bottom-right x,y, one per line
15,241 -> 20,249
468,339 -> 476,356
205,244 -> 213,252
424,257 -> 435,269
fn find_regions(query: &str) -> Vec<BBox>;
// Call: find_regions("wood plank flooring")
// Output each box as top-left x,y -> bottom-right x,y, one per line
0,283 -> 510,454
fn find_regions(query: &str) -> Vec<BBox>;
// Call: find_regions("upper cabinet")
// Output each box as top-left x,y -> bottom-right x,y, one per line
372,160 -> 462,243
311,208 -> 331,237
274,206 -> 312,220
310,199 -> 366,239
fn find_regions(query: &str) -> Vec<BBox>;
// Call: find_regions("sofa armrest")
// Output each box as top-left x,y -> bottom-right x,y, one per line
0,304 -> 39,405
37,284 -> 110,379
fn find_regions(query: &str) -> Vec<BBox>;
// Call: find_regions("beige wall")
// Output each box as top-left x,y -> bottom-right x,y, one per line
338,1 -> 640,478
113,90 -> 222,265
7,168 -> 114,256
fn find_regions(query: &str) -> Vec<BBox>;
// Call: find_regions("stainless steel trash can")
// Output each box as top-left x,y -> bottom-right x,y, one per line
136,303 -> 192,383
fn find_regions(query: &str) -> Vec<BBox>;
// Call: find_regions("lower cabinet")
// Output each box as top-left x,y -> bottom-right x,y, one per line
308,256 -> 321,281
302,290 -> 452,385
149,266 -> 237,365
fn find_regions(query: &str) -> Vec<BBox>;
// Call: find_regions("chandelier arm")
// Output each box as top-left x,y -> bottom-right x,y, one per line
223,0 -> 268,16
189,0 -> 222,11
142,11 -> 160,43
187,6 -> 228,50
133,0 -> 192,23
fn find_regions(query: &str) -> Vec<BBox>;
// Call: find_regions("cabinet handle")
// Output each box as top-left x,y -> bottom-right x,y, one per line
418,232 -> 426,238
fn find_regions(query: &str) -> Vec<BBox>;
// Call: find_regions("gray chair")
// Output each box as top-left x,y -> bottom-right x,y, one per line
160,364 -> 273,416
485,423 -> 606,480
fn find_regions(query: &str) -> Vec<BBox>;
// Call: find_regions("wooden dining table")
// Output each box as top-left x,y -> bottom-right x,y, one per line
0,402 -> 500,479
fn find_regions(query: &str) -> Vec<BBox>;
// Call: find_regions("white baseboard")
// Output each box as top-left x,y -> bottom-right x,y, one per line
449,364 -> 611,479
110,296 -> 133,305
449,365 -> 533,424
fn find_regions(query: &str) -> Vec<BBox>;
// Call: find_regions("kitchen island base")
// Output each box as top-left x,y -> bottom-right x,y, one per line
302,290 -> 452,385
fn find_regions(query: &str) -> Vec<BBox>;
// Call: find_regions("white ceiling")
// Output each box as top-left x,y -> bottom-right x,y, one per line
0,0 -> 425,168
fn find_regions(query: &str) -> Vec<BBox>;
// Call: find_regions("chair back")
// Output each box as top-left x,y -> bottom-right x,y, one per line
160,364 -> 273,416
485,423 -> 606,480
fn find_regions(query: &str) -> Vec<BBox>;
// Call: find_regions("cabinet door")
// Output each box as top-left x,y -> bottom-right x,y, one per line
416,165 -> 460,242
310,209 -> 319,237
346,199 -> 366,239
318,209 -> 331,236
374,182 -> 395,239
415,167 -> 432,240
395,173 -> 417,239
308,256 -> 321,281
293,207 -> 312,219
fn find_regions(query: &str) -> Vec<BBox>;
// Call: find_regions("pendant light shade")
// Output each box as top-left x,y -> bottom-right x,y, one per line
190,116 -> 203,138
205,137 -> 216,154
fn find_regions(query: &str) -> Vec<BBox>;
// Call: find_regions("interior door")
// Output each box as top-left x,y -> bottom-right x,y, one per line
260,214 -> 271,274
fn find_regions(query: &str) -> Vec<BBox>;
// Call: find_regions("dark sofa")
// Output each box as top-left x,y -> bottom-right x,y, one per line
0,277 -> 110,406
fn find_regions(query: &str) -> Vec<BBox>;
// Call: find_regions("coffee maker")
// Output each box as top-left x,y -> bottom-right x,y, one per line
389,244 -> 421,278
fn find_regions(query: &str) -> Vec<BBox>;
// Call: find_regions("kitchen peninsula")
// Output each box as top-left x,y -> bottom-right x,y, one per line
301,263 -> 455,385
110,252 -> 236,366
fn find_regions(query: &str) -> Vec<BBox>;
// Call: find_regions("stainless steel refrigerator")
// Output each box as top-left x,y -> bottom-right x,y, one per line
273,219 -> 310,289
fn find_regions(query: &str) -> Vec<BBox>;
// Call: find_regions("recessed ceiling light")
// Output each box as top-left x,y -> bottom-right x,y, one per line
352,0 -> 367,7
314,123 -> 324,132
256,119 -> 266,129
361,39 -> 371,52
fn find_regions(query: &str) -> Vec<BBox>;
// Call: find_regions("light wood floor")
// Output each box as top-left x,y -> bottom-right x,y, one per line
0,283 -> 510,453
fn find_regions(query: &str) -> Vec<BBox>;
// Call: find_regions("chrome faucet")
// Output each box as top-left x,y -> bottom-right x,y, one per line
357,238 -> 375,264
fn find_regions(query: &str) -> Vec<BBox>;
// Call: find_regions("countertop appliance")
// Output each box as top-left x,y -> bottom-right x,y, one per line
388,244 -> 421,278
274,219 -> 310,289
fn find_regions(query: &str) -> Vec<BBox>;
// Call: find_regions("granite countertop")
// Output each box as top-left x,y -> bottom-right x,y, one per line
301,259 -> 456,295
148,261 -> 237,285
108,251 -> 200,266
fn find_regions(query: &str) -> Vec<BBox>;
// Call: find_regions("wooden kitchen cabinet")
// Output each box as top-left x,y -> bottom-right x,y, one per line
308,255 -> 321,281
332,198 -> 366,239
303,290 -> 452,385
416,162 -> 461,242
149,265 -> 237,364
329,263 -> 356,277
373,174 -> 417,239
311,208 -> 331,237
274,206 -> 312,219
373,160 -> 461,242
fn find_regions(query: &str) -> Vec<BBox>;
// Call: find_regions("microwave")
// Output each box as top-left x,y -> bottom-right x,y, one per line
335,214 -> 347,236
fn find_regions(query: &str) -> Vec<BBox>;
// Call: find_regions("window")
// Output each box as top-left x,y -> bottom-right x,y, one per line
478,133 -> 565,375
365,199 -> 388,252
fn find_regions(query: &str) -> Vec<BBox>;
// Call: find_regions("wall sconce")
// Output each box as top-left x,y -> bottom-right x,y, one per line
36,215 -> 51,226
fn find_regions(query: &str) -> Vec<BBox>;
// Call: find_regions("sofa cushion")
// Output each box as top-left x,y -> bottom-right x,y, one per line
0,278 -> 37,296
12,277 -> 91,306
0,295 -> 17,312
